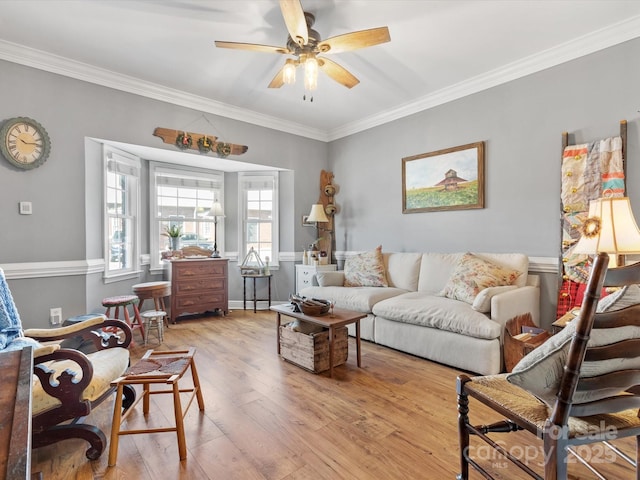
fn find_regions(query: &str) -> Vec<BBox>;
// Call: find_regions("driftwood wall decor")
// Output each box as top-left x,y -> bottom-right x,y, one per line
153,127 -> 248,157
317,170 -> 337,263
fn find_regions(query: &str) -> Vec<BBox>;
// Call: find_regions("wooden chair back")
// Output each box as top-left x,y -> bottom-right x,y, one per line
550,251 -> 640,425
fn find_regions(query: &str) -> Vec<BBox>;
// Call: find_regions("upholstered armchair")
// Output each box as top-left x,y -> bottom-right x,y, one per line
0,269 -> 135,460
26,318 -> 136,459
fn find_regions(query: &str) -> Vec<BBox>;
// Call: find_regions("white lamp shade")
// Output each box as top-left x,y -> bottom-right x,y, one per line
208,202 -> 225,218
574,197 -> 640,255
307,204 -> 329,223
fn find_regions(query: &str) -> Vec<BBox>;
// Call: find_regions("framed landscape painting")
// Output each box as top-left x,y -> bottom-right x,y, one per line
402,141 -> 485,213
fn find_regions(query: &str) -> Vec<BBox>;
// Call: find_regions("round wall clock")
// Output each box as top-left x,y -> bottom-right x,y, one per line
0,117 -> 51,169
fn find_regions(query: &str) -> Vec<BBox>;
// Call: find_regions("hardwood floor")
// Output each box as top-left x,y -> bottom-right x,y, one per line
31,310 -> 636,479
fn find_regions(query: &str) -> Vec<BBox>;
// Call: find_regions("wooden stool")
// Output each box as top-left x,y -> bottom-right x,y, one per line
108,348 -> 204,465
141,310 -> 165,346
132,281 -> 171,327
102,295 -> 144,340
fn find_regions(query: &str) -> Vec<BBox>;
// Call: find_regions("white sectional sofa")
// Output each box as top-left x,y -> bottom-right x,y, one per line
300,251 -> 540,375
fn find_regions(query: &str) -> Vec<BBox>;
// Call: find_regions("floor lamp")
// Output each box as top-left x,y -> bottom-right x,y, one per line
208,201 -> 225,258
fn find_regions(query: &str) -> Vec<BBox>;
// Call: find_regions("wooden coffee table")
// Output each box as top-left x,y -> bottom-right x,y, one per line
271,304 -> 366,377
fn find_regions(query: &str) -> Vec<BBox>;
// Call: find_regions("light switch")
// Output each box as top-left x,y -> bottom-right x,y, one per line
19,201 -> 32,215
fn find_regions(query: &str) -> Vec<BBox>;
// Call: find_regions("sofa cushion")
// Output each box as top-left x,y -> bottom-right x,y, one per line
383,253 -> 422,291
344,246 -> 388,287
440,253 -> 522,304
372,292 -> 502,340
418,252 -> 529,293
300,285 -> 406,314
417,253 -> 461,294
316,271 -> 345,287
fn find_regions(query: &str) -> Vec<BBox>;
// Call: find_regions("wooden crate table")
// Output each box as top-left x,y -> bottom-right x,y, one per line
108,348 -> 204,465
270,304 -> 366,377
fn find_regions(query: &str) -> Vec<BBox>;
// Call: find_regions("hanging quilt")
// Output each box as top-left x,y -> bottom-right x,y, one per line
557,136 -> 623,317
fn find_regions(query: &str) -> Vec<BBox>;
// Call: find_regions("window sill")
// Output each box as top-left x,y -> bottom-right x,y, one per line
103,270 -> 142,284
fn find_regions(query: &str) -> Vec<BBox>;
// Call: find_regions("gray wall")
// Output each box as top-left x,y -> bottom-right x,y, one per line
0,60 -> 326,327
330,38 -> 640,327
1,37 -> 639,329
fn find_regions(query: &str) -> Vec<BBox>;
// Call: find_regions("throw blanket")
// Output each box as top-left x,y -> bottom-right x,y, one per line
0,268 -> 23,349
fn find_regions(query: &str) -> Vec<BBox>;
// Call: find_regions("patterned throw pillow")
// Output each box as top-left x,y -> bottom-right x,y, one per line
440,252 -> 522,304
344,246 -> 388,287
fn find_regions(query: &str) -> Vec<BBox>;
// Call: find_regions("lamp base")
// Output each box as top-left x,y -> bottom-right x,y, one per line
211,250 -> 221,258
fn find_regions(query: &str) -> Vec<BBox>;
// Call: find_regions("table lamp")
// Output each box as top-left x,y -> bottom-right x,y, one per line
573,197 -> 640,268
307,203 -> 329,252
207,201 -> 225,258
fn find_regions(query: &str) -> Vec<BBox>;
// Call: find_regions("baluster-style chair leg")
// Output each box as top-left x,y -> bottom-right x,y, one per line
456,376 -> 470,480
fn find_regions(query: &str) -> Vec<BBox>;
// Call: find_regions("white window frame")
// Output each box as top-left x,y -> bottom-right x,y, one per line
149,163 -> 224,272
103,146 -> 141,281
238,172 -> 279,269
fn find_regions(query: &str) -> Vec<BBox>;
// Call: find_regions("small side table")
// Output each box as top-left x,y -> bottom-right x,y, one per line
242,274 -> 272,313
552,307 -> 580,334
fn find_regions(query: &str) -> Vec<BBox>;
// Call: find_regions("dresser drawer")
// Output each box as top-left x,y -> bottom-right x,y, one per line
173,261 -> 226,279
174,277 -> 226,295
174,292 -> 227,309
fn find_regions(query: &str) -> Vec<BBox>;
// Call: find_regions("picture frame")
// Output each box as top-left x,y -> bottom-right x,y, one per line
402,141 -> 485,213
302,215 -> 314,227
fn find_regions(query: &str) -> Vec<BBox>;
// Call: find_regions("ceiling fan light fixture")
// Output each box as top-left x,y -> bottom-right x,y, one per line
283,58 -> 296,85
304,55 -> 318,91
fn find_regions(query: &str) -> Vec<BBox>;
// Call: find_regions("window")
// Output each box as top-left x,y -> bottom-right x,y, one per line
239,172 -> 279,268
150,163 -> 224,270
104,147 -> 140,279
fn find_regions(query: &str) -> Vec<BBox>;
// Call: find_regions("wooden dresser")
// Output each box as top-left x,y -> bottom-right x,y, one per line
169,258 -> 229,321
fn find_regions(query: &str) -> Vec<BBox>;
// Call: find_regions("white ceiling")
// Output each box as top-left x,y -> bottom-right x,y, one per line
1,0 -> 640,142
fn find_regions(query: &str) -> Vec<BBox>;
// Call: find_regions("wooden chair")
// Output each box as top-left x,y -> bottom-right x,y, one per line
24,317 -> 136,460
457,251 -> 640,479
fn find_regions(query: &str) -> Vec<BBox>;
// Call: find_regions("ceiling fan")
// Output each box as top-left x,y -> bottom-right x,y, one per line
214,0 -> 390,91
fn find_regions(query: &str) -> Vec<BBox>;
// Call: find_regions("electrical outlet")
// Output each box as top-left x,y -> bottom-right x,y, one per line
50,307 -> 62,326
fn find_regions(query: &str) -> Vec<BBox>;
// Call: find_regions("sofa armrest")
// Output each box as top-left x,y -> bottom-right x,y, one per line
490,285 -> 540,333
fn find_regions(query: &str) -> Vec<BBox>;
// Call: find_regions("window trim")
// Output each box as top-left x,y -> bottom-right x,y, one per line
103,146 -> 141,281
238,171 -> 279,269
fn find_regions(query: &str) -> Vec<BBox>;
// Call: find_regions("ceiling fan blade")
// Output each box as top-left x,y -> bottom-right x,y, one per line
268,65 -> 285,88
318,58 -> 360,89
279,0 -> 308,47
318,27 -> 390,54
215,41 -> 290,54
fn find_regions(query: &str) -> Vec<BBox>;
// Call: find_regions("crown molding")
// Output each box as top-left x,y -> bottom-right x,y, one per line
327,15 -> 640,141
1,14 -> 638,143
0,40 -> 328,142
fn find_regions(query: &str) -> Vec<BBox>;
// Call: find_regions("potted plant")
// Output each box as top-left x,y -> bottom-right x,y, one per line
162,225 -> 183,251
